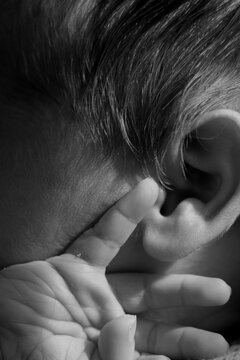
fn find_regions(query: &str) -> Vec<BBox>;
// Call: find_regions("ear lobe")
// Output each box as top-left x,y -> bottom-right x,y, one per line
143,109 -> 240,261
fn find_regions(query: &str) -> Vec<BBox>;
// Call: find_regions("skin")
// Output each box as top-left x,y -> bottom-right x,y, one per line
0,126 -> 240,347
0,179 -> 231,360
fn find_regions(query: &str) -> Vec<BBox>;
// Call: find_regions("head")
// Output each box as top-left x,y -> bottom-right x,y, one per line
1,0 -> 240,336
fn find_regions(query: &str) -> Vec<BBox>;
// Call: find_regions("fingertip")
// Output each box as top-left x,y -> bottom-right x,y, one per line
111,314 -> 137,341
209,278 -> 232,305
187,330 -> 229,359
216,278 -> 232,304
206,333 -> 229,358
99,315 -> 137,360
186,276 -> 232,307
218,334 -> 230,354
118,178 -> 159,223
139,178 -> 159,204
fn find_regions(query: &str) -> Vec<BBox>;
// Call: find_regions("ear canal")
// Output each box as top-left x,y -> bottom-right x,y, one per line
143,109 -> 240,261
159,130 -> 221,217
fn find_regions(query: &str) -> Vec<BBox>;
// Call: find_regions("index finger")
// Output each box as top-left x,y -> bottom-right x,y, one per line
66,178 -> 160,268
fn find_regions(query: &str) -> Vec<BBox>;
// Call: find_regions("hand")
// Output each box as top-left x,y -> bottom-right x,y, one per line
0,178 -> 164,360
0,178 -> 231,360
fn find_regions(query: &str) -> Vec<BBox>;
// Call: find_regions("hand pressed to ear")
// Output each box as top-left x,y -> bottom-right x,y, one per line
0,179 -> 231,360
0,178 -> 161,360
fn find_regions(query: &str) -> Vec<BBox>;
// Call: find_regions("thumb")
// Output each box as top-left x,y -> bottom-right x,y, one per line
98,315 -> 137,360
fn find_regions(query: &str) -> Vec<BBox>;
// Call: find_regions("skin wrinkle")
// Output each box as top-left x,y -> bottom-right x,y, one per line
145,275 -> 155,313
147,321 -> 159,355
0,267 -> 57,298
1,264 -> 108,341
24,337 -> 48,360
177,327 -> 186,360
46,262 -> 91,328
3,300 -> 84,339
179,276 -> 187,308
10,261 -> 88,330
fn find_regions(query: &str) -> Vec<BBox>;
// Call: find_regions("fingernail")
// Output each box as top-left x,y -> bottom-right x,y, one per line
125,315 -> 137,342
227,284 -> 232,296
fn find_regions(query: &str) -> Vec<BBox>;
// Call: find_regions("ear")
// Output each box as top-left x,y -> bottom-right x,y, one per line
143,109 -> 240,261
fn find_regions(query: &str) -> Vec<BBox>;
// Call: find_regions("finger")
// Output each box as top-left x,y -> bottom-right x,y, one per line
98,314 -> 136,360
98,315 -> 170,360
108,274 -> 231,313
135,319 -> 229,359
67,178 -> 160,267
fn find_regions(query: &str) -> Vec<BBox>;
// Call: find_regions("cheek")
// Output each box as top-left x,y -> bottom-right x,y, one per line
0,203 -> 64,268
56,169 -> 134,247
0,158 -> 142,268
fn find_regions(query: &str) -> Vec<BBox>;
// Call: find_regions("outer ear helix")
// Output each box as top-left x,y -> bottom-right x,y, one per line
142,109 -> 240,262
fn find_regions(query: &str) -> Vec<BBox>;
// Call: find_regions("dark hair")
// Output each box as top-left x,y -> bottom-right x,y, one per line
1,0 -> 240,186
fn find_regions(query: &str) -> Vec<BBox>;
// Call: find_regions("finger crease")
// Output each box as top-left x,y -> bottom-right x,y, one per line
179,277 -> 186,306
178,328 -> 186,359
116,207 -> 138,225
148,322 -> 158,354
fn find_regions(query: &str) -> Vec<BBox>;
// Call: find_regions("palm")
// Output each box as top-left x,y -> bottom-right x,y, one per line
0,257 -> 123,360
